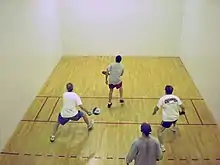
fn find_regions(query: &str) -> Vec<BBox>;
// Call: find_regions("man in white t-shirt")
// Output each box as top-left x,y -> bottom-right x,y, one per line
50,83 -> 94,142
103,54 -> 124,108
152,85 -> 185,152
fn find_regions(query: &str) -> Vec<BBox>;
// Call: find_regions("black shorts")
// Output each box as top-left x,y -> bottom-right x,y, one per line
161,120 -> 177,128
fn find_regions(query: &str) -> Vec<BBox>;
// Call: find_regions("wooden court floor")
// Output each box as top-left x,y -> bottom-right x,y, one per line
0,56 -> 220,165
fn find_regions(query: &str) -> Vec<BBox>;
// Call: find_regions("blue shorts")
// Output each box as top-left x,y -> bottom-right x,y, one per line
58,111 -> 84,125
161,120 -> 177,128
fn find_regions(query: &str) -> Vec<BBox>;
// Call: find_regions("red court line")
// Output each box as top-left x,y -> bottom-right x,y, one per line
36,95 -> 204,100
20,119 -> 217,126
0,151 -> 219,161
190,99 -> 204,125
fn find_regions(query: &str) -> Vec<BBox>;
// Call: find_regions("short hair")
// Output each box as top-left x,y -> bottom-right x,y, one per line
66,83 -> 73,92
165,85 -> 173,94
115,55 -> 122,63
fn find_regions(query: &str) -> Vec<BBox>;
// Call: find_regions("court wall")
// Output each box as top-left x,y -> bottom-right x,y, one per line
180,0 -> 220,124
60,0 -> 183,56
0,0 -> 62,150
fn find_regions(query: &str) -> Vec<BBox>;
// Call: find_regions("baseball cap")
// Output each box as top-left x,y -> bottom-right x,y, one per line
140,122 -> 152,135
165,85 -> 173,94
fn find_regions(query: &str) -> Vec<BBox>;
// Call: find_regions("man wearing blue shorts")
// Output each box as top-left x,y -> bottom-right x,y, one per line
50,83 -> 94,142
152,85 -> 185,152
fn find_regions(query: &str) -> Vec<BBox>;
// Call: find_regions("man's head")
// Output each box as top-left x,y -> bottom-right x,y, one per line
165,85 -> 173,95
66,83 -> 73,92
115,55 -> 122,63
140,122 -> 152,136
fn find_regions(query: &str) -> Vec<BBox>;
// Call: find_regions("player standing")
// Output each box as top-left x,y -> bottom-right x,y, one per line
50,83 -> 94,142
126,122 -> 163,165
152,85 -> 185,152
104,54 -> 124,108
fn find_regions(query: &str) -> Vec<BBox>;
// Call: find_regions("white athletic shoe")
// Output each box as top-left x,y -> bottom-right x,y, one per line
88,119 -> 94,130
50,135 -> 55,142
161,145 -> 166,152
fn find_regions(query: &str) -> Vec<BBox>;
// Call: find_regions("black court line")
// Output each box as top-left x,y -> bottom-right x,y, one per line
0,151 -> 220,161
179,58 -> 189,73
47,98 -> 60,121
190,99 -> 204,125
36,95 -> 204,100
20,119 -> 217,126
33,97 -> 48,121
184,114 -> 190,124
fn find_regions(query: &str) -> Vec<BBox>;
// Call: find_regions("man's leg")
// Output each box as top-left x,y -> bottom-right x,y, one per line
157,125 -> 166,152
73,111 -> 94,130
171,120 -> 178,132
108,85 -> 114,108
158,121 -> 173,152
117,82 -> 124,103
50,113 -> 69,142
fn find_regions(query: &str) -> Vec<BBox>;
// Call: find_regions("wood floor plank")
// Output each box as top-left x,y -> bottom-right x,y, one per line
1,154 -> 219,165
38,56 -> 201,99
35,98 -> 59,121
2,57 -> 219,165
49,98 -> 62,122
0,155 -> 125,165
2,122 -> 220,161
191,100 -> 216,124
182,100 -> 201,124
1,153 -> 220,165
22,97 -> 47,120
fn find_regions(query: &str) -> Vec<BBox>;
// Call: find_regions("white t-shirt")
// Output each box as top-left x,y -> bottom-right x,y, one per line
60,92 -> 82,118
157,94 -> 182,121
107,62 -> 124,85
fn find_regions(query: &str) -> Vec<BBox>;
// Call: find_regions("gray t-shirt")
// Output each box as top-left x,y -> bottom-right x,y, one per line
107,62 -> 124,85
126,135 -> 163,165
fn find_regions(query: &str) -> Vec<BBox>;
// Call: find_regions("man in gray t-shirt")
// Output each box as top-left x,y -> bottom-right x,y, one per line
103,55 -> 124,108
126,123 -> 163,165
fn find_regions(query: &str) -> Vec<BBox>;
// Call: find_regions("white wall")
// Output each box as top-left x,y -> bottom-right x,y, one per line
60,0 -> 183,56
0,0 -> 62,150
0,0 -> 219,151
180,0 -> 220,124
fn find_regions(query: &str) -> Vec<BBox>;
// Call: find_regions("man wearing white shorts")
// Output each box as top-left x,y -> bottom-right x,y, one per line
50,83 -> 94,142
152,85 -> 185,152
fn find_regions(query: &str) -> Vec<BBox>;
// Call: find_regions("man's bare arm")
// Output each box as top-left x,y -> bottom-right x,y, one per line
78,105 -> 91,115
180,104 -> 185,112
121,69 -> 124,76
152,106 -> 159,115
105,71 -> 109,81
179,104 -> 185,115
